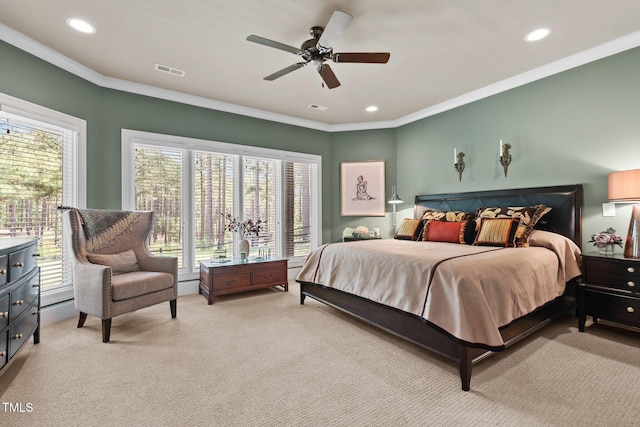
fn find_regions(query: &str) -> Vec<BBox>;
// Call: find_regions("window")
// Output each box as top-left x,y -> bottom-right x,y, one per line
122,130 -> 321,279
0,93 -> 86,306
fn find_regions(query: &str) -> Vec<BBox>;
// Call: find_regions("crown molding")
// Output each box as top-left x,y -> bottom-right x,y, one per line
2,23 -> 640,133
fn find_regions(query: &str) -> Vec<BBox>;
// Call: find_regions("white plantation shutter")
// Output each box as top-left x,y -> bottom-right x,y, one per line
284,161 -> 317,258
193,151 -> 235,268
133,144 -> 185,268
123,129 -> 321,279
242,156 -> 278,258
0,109 -> 81,305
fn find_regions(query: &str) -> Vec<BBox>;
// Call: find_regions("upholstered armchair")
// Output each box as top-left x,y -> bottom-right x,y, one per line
62,208 -> 178,342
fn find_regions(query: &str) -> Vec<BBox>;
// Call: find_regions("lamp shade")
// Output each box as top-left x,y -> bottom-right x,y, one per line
608,169 -> 640,201
608,169 -> 640,258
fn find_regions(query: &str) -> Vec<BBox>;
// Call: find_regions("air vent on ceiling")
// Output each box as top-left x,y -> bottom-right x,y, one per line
155,64 -> 185,77
308,104 -> 328,111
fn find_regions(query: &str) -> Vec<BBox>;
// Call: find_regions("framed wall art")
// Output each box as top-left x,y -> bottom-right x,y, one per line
340,161 -> 385,216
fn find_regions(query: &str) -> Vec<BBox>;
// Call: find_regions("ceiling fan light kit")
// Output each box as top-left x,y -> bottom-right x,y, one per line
246,10 -> 390,89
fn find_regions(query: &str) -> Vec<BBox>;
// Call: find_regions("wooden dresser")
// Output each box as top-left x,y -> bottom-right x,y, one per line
1,237 -> 40,372
578,252 -> 639,331
199,257 -> 288,304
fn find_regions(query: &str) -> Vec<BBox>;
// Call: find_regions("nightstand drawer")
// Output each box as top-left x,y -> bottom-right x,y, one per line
584,289 -> 640,328
583,257 -> 639,292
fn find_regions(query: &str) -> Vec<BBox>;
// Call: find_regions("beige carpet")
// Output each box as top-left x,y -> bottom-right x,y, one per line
1,282 -> 639,427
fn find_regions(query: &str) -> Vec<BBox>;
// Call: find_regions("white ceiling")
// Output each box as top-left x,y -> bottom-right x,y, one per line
1,0 -> 640,131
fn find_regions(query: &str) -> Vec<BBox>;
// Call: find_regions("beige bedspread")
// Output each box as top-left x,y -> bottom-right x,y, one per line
296,230 -> 581,348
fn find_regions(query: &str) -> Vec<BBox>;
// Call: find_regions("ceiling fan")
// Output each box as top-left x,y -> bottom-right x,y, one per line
246,10 -> 390,89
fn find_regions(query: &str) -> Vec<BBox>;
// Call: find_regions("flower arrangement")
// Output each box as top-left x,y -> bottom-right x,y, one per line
223,213 -> 265,240
589,227 -> 623,248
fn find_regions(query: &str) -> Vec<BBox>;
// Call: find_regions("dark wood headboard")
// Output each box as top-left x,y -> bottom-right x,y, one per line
414,184 -> 583,248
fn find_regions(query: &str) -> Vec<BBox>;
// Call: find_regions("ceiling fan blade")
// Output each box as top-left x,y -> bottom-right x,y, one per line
317,11 -> 353,49
246,35 -> 302,55
264,62 -> 307,81
332,52 -> 391,63
318,64 -> 340,89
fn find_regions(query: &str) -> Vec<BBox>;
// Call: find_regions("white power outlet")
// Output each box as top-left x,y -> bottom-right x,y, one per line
602,202 -> 616,217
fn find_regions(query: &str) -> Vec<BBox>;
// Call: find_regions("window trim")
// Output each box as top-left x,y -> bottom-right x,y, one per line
1,92 -> 87,306
121,129 -> 322,276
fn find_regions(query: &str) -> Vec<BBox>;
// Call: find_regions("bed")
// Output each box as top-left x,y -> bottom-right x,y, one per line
296,184 -> 583,391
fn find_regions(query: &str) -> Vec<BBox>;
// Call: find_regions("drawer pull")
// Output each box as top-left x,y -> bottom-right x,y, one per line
629,281 -> 636,288
0,269 -> 5,275
12,333 -> 23,339
226,279 -> 237,285
628,267 -> 636,273
13,262 -> 24,268
33,253 -> 41,257
32,284 -> 40,288
627,307 -> 635,313
0,351 -> 6,357
0,311 -> 8,318
32,310 -> 40,315
14,300 -> 24,306
265,273 -> 274,279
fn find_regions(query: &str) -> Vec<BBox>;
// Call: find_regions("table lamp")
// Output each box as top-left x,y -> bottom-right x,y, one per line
388,186 -> 403,230
608,169 -> 640,258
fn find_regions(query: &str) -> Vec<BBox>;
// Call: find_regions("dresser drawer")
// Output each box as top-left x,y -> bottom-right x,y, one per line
584,289 -> 640,328
0,294 -> 9,330
583,257 -> 639,292
212,272 -> 251,290
0,255 -> 7,286
251,267 -> 286,286
9,298 -> 39,358
9,269 -> 40,321
0,329 -> 7,370
8,243 -> 38,283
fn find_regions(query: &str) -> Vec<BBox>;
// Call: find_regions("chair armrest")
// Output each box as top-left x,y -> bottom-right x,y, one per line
73,260 -> 113,318
137,254 -> 178,284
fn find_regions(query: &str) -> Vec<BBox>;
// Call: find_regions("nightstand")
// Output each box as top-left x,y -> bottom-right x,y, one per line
578,252 -> 640,332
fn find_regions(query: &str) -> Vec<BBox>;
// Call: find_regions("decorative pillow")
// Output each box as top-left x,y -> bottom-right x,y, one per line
421,209 -> 471,222
87,249 -> 140,274
423,220 -> 466,244
474,205 -> 551,247
394,218 -> 424,240
474,218 -> 520,247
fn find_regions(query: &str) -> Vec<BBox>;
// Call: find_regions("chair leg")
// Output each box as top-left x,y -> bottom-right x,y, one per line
78,312 -> 88,328
102,319 -> 112,343
170,299 -> 177,318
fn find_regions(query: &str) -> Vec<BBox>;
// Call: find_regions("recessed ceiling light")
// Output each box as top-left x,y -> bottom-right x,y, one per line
66,18 -> 96,34
366,106 -> 378,112
524,28 -> 551,42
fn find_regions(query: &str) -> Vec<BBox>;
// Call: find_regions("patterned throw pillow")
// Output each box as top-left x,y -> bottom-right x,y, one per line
394,218 -> 424,240
474,205 -> 551,247
474,218 -> 520,247
87,249 -> 140,274
421,209 -> 471,222
423,220 -> 467,243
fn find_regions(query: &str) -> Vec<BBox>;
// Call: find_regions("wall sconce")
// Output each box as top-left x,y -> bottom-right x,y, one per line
499,139 -> 511,177
453,148 -> 465,182
608,169 -> 640,258
388,186 -> 403,230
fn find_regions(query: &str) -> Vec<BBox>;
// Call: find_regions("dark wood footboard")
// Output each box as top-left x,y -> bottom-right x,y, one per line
299,280 -> 577,391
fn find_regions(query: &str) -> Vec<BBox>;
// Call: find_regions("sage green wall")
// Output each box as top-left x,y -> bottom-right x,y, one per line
3,39 -> 640,247
396,47 -> 640,248
330,128 -> 397,242
0,40 -> 333,243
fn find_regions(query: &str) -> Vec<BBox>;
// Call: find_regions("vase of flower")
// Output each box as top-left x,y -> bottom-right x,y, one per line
223,213 -> 266,259
239,239 -> 250,259
590,227 -> 622,256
